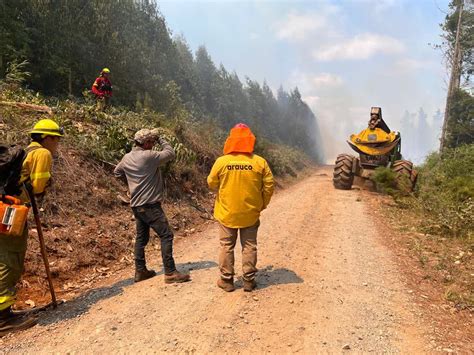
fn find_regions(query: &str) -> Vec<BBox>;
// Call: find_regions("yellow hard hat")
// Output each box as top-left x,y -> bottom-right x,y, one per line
30,119 -> 64,137
101,68 -> 110,74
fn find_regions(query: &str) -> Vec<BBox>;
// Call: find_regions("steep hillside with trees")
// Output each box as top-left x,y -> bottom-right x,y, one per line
0,0 -> 324,161
0,0 -> 324,309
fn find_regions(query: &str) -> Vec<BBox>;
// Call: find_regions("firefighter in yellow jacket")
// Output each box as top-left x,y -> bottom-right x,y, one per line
207,123 -> 274,292
0,119 -> 63,336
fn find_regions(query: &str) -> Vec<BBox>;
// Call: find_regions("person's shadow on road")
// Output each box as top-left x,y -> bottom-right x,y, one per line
247,265 -> 303,290
36,260 -> 217,326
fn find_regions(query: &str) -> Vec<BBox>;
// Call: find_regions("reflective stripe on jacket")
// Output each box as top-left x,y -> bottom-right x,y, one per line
0,142 -> 51,254
19,142 -> 53,198
207,153 -> 274,228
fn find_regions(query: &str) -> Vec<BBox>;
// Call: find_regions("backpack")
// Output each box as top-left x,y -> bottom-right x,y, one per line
0,145 -> 26,197
0,144 -> 40,197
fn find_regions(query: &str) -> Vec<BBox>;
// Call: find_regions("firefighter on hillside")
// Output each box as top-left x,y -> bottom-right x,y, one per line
91,68 -> 113,110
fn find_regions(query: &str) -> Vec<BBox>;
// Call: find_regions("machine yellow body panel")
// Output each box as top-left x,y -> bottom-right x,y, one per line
348,128 -> 399,156
350,127 -> 397,144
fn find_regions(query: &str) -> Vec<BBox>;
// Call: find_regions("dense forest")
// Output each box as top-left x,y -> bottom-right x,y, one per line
0,0 -> 324,161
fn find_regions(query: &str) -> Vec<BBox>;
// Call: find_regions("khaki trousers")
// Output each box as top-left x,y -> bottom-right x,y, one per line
218,221 -> 259,282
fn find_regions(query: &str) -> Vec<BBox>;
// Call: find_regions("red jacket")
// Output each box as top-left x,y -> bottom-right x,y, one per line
91,76 -> 113,97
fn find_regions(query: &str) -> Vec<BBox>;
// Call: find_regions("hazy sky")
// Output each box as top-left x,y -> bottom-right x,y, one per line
158,0 -> 450,161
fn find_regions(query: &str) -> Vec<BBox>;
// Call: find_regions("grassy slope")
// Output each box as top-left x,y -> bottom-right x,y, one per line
372,146 -> 473,309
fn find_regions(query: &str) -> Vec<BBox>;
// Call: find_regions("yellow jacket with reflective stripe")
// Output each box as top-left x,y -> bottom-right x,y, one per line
0,143 -> 53,274
19,142 -> 53,199
207,153 -> 274,228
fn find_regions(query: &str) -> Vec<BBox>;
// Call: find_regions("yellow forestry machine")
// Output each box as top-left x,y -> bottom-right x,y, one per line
333,107 -> 417,190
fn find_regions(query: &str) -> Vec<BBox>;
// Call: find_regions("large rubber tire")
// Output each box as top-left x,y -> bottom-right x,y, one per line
392,160 -> 417,191
333,154 -> 355,190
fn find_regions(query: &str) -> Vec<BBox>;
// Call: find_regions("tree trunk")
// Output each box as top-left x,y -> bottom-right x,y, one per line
0,101 -> 53,114
440,0 -> 464,152
68,69 -> 73,97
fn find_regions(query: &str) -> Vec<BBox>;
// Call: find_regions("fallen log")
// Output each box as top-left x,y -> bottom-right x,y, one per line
0,101 -> 53,115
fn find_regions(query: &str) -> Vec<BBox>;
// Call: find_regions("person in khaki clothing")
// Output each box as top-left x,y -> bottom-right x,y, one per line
207,123 -> 274,292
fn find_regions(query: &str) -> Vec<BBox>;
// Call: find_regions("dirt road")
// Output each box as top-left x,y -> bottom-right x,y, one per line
2,167 -> 431,353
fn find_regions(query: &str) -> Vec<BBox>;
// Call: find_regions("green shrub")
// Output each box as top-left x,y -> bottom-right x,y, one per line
255,139 -> 310,177
416,144 -> 474,239
371,166 -> 413,197
371,167 -> 399,195
2,59 -> 31,87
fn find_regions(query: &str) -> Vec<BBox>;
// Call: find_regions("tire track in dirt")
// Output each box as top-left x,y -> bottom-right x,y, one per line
1,166 -> 428,353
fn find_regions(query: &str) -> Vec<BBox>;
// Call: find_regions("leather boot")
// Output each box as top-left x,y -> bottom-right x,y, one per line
0,307 -> 37,336
164,271 -> 191,284
243,279 -> 256,292
134,268 -> 156,283
217,278 -> 235,292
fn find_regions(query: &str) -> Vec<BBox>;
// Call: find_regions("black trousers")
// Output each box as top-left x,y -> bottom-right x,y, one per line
131,203 -> 176,274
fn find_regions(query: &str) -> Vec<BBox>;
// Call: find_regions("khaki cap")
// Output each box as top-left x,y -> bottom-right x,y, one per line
134,128 -> 160,144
